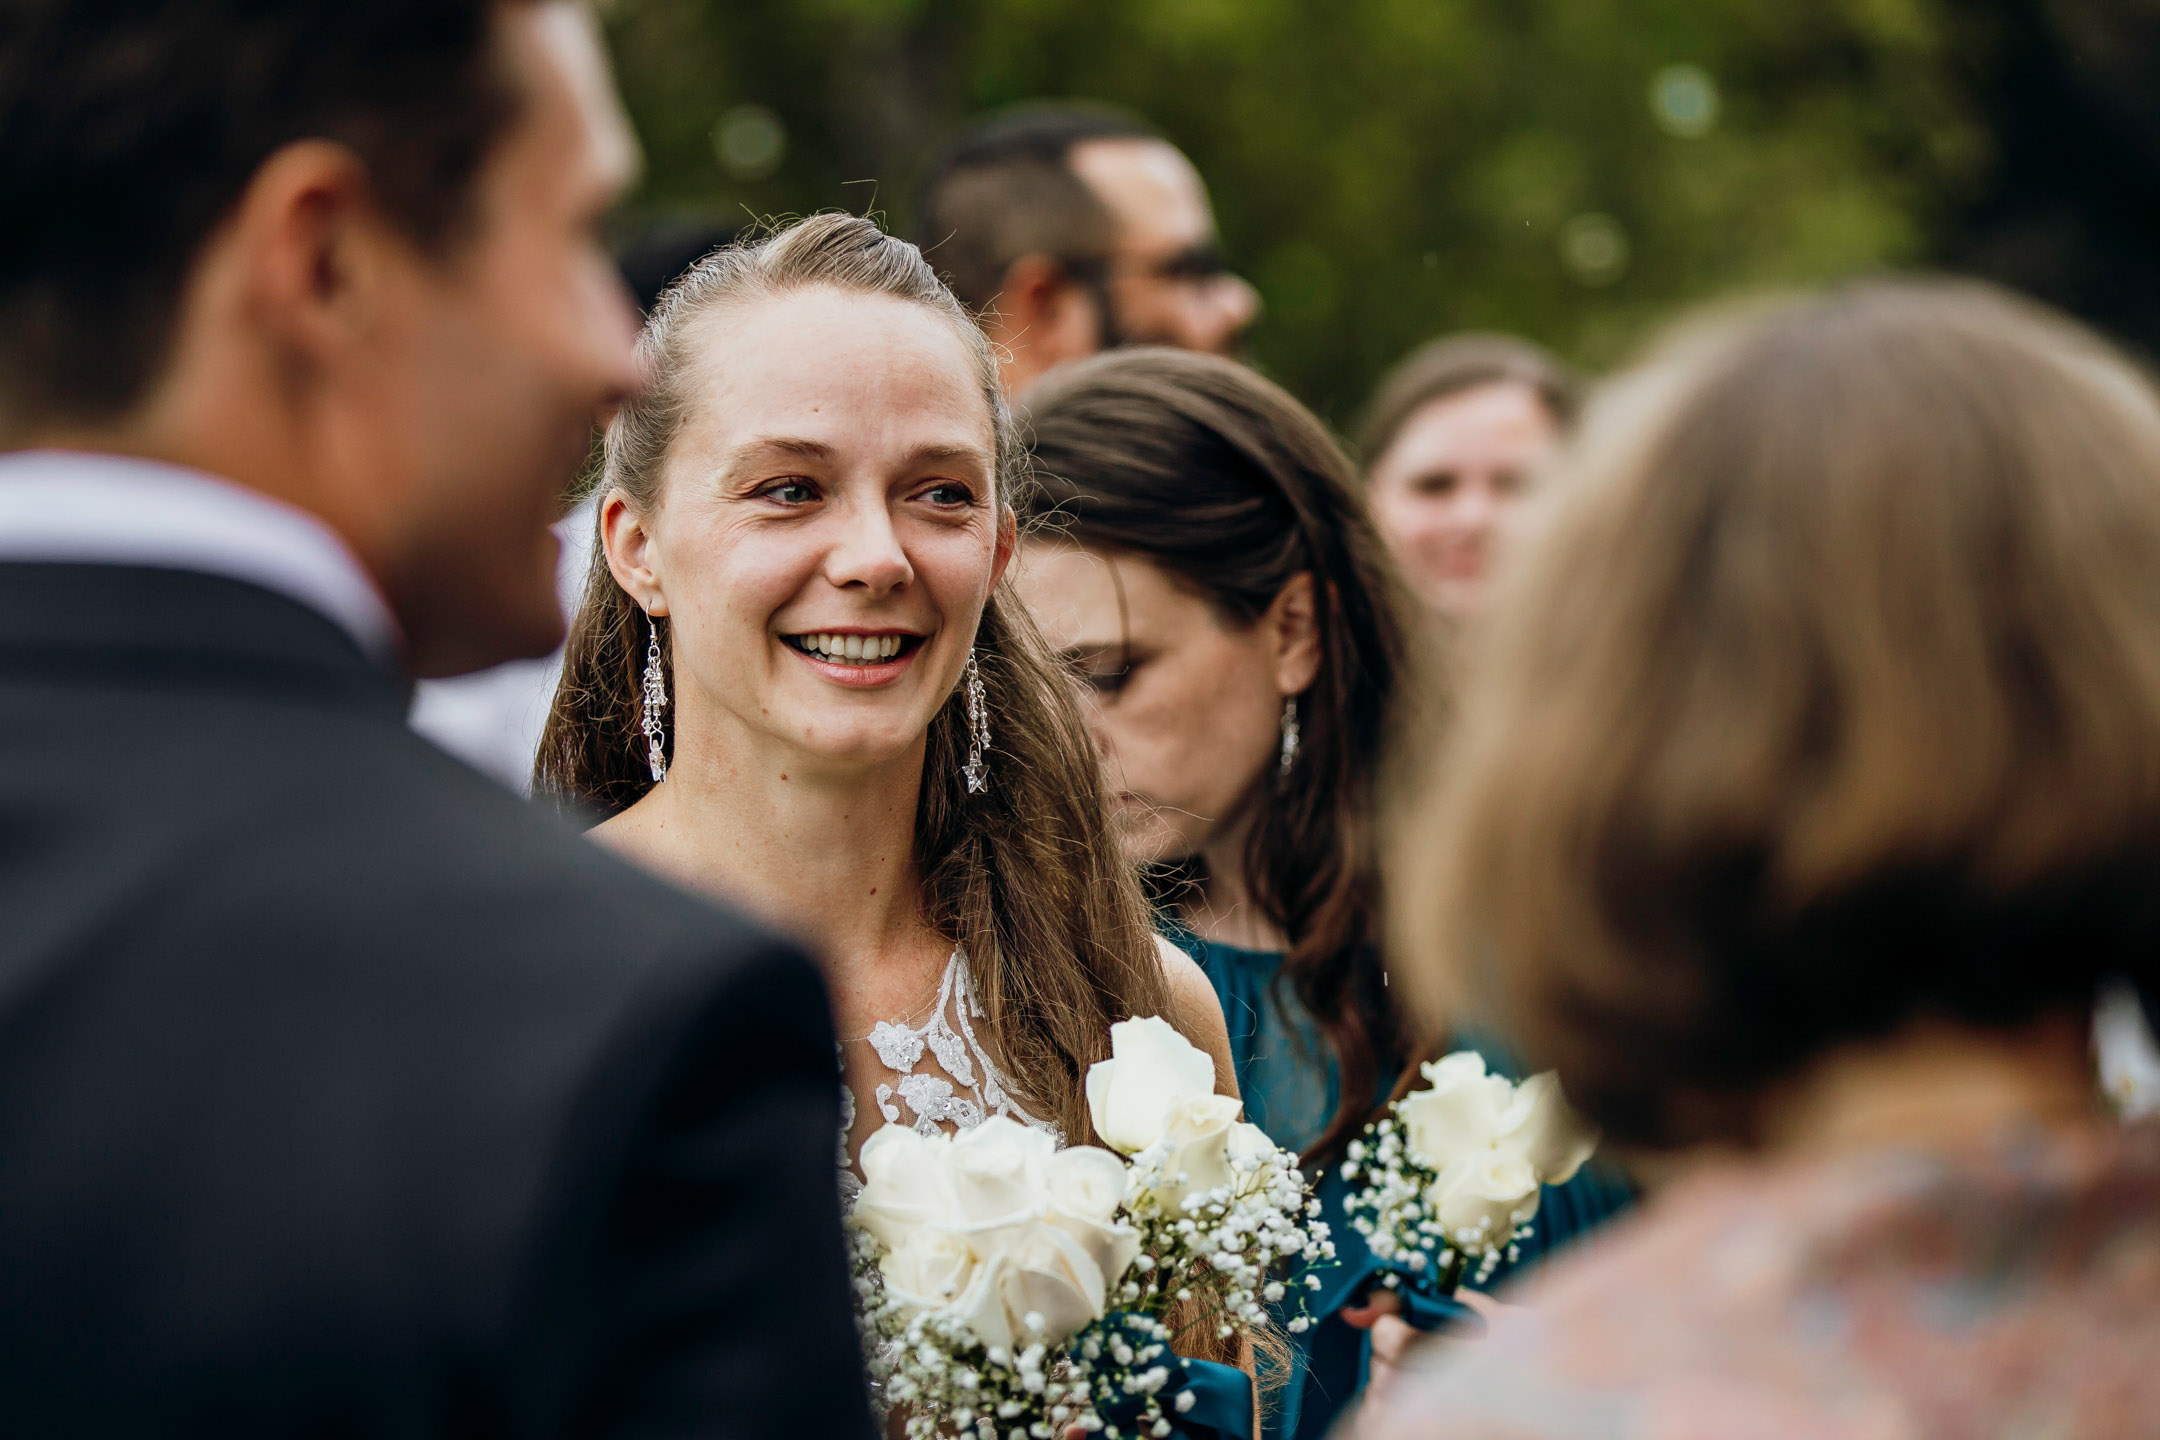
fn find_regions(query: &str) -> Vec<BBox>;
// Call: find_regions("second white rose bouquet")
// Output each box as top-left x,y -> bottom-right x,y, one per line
1086,1017 -> 1335,1353
848,1016 -> 1333,1439
1340,1051 -> 1597,1294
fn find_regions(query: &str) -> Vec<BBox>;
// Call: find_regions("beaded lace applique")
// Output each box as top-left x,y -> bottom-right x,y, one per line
847,948 -> 1060,1151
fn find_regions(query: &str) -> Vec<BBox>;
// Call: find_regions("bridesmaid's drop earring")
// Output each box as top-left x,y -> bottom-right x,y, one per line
1278,696 -> 1301,776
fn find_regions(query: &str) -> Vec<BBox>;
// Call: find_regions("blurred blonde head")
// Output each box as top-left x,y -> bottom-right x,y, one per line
1395,279 -> 2160,1147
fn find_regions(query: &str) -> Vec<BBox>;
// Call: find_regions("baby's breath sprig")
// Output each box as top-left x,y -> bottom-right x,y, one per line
1337,1051 -> 1600,1301
1120,1134 -> 1335,1344
1339,1117 -> 1522,1294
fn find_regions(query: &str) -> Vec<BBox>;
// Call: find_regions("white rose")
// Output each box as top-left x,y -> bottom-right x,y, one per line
1045,1144 -> 1129,1224
880,1226 -> 983,1312
1086,1015 -> 1218,1154
848,1119 -> 1142,1351
1396,1052 -> 1515,1170
945,1116 -> 1057,1228
1043,1145 -> 1144,1312
1425,1149 -> 1541,1246
851,1124 -> 957,1252
1491,1071 -> 1598,1185
1147,1091 -> 1243,1213
946,1251 -> 1021,1350
992,1222 -> 1120,1347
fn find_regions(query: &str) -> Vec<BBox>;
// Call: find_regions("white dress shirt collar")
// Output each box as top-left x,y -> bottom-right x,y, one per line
0,449 -> 401,662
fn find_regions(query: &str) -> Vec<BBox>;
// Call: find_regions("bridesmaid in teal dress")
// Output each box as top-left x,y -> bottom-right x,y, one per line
1013,347 -> 1632,1440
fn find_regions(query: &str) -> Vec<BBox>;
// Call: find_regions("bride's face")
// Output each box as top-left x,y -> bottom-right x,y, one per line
604,286 -> 1008,776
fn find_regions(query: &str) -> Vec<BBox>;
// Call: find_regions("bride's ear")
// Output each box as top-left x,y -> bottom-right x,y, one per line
601,487 -> 668,616
988,505 -> 1018,590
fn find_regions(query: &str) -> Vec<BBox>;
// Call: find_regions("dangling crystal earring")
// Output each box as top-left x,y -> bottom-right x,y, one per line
641,614 -> 669,784
1278,696 -> 1301,776
960,648 -> 991,794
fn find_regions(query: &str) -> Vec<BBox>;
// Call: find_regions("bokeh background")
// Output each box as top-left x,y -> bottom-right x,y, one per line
601,0 -> 2160,428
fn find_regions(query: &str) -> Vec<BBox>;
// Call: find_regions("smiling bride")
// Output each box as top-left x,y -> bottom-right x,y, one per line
533,214 -> 1235,1215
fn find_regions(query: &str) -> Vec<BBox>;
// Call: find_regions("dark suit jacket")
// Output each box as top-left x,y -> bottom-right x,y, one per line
0,562 -> 872,1439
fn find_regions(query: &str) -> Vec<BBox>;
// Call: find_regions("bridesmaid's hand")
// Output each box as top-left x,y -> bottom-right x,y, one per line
1338,1287 -> 1403,1332
1347,1288 -> 1518,1410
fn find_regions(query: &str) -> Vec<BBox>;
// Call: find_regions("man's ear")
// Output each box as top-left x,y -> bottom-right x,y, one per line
987,253 -> 1104,368
601,487 -> 668,616
1267,571 -> 1322,696
228,139 -> 401,366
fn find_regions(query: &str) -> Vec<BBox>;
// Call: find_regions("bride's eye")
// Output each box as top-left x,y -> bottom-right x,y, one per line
760,478 -> 818,505
919,481 -> 977,508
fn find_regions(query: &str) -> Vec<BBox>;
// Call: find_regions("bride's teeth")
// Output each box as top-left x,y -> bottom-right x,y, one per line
792,633 -> 910,662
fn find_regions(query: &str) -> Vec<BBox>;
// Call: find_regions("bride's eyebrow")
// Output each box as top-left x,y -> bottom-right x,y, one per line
895,442 -> 996,483
726,436 -> 835,469
718,438 -> 992,475
905,443 -> 992,466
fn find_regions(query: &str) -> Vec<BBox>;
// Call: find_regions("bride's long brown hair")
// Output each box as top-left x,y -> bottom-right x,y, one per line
533,213 -> 1171,1145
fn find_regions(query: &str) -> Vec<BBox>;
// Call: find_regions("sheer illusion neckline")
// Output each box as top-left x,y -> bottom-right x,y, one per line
838,948 -> 1060,1167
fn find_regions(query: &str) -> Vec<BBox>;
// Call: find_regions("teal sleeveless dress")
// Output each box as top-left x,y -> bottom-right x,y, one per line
1166,930 -> 1634,1440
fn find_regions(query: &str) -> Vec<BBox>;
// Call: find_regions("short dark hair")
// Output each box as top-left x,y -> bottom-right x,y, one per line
1356,333 -> 1582,470
912,102 -> 1157,313
0,0 -> 526,431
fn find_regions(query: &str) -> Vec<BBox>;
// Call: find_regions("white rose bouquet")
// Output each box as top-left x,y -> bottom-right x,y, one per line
1339,1051 -> 1597,1294
1085,1017 -> 1335,1352
847,1017 -> 1333,1440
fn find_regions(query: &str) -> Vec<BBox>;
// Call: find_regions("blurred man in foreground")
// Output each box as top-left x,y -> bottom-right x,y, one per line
915,104 -> 1260,393
0,2 -> 869,1434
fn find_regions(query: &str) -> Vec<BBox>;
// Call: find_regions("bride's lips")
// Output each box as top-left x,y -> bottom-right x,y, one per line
780,628 -> 928,688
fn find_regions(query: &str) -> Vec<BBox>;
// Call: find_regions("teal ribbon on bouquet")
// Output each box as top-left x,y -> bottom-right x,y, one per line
1091,1311 -> 1253,1440
1165,1359 -> 1254,1440
1303,1167 -> 1469,1328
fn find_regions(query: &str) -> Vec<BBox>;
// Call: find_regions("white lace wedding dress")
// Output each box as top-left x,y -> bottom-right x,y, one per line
838,947 -> 1059,1196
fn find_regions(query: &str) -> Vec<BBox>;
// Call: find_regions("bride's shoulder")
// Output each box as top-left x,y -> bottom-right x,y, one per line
1151,934 -> 1239,1102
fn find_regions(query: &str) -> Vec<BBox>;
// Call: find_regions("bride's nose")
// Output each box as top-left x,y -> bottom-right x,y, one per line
822,500 -> 914,593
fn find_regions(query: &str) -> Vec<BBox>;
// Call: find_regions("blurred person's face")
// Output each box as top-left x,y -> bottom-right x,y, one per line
602,288 -> 1008,783
1068,138 -> 1260,358
1365,381 -> 1559,621
369,2 -> 641,675
355,2 -> 642,676
1013,541 -> 1315,867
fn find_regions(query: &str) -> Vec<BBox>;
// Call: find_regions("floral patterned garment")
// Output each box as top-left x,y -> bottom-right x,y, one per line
837,948 -> 1060,1198
1360,1120 -> 2160,1440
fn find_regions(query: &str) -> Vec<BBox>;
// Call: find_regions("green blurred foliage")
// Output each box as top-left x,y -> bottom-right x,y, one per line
601,0 -> 1984,425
